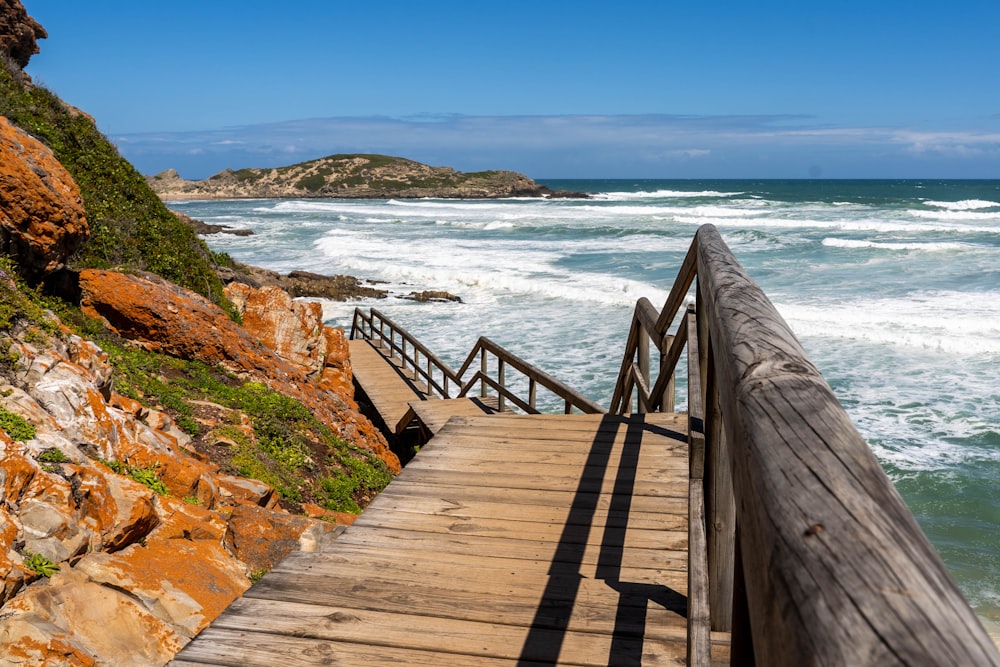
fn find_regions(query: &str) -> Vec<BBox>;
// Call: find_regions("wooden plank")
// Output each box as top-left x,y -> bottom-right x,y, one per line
357,490 -> 687,530
407,449 -> 689,475
278,540 -> 689,588
377,479 -> 684,515
195,597 -> 688,667
328,524 -> 684,573
695,224 -> 1000,666
408,397 -> 498,435
244,570 -> 688,637
173,629 -> 555,667
350,507 -> 687,551
348,339 -> 427,433
437,411 -> 687,433
270,544 -> 686,588
388,467 -> 689,498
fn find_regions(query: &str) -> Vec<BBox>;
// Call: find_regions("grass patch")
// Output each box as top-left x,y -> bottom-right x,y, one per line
0,58 -> 231,307
99,459 -> 170,495
296,173 -> 327,192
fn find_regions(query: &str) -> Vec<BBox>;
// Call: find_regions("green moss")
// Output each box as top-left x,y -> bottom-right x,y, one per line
0,59 -> 229,306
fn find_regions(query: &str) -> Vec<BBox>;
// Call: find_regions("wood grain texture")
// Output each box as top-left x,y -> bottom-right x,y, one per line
171,411 -> 720,666
695,224 -> 999,666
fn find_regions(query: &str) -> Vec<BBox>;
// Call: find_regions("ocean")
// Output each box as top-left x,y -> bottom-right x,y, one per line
170,179 -> 1000,630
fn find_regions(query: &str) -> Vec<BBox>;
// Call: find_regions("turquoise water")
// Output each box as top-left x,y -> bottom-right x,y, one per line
172,179 -> 1000,625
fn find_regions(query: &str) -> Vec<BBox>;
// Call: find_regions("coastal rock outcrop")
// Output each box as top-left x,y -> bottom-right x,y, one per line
0,324 -> 337,664
0,116 -> 88,281
77,269 -> 398,473
219,261 -> 389,301
0,0 -> 46,68
224,282 -> 357,401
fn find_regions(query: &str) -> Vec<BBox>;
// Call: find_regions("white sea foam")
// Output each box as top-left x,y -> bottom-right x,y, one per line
594,189 -> 743,201
910,208 -> 1000,222
924,199 -> 1000,210
821,238 -> 973,251
775,291 -> 1000,357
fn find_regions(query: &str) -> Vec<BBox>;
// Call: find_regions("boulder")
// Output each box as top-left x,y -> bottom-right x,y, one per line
225,283 -> 326,375
0,568 -> 183,666
0,116 -> 88,281
224,504 -> 336,574
0,0 -> 46,69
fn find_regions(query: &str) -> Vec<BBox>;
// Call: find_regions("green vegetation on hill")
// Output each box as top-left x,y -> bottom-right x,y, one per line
0,57 -> 229,307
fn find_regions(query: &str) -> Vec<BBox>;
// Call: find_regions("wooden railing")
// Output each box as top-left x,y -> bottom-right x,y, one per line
350,307 -> 461,399
611,224 -> 1000,665
350,308 -> 603,416
455,337 -> 605,415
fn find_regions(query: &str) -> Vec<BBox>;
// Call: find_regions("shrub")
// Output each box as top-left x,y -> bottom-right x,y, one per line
0,58 -> 230,307
0,405 -> 35,442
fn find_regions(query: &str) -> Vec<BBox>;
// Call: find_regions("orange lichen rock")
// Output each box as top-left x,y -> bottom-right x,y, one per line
0,116 -> 88,280
79,269 -> 398,472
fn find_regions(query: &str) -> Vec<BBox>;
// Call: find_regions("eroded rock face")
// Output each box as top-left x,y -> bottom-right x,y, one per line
0,0 -> 46,69
0,318 -> 338,664
0,116 -> 88,281
78,269 -> 398,473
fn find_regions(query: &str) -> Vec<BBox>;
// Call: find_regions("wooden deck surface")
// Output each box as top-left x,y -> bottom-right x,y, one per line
405,396 -> 500,435
347,338 -> 427,433
172,412 -> 729,666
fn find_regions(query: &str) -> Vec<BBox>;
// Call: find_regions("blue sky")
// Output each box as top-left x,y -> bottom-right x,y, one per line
23,1 -> 1000,180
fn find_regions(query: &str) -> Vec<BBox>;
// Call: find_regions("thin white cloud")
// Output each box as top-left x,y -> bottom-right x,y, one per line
114,114 -> 1000,179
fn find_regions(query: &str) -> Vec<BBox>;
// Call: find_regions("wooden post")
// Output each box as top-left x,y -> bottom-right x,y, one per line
686,305 -> 711,665
638,327 -> 650,413
480,349 -> 488,398
497,358 -> 506,413
704,337 -> 735,632
695,224 -> 1000,665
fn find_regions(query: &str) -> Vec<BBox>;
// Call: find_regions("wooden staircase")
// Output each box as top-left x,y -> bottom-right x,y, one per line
172,225 -> 1000,666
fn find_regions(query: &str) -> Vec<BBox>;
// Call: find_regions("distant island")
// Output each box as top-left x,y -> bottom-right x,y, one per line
146,154 -> 588,200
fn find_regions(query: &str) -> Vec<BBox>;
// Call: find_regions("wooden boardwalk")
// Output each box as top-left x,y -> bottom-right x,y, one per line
347,338 -> 428,434
348,339 -> 499,435
172,412 -> 730,666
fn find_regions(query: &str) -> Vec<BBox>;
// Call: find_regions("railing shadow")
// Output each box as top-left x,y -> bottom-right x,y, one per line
517,415 -> 686,666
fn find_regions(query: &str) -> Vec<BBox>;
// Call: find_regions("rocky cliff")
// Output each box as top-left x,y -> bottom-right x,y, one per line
0,0 -> 44,68
0,4 -> 401,660
146,155 -> 584,200
0,126 -> 395,662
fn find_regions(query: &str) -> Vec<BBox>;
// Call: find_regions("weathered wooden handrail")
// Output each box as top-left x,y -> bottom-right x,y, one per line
455,336 -> 605,415
613,224 -> 1000,665
609,296 -> 680,415
350,307 -> 461,399
350,309 -> 603,415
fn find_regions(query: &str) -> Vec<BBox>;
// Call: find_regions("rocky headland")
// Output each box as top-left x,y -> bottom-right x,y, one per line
0,4 -> 404,663
146,155 -> 589,200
